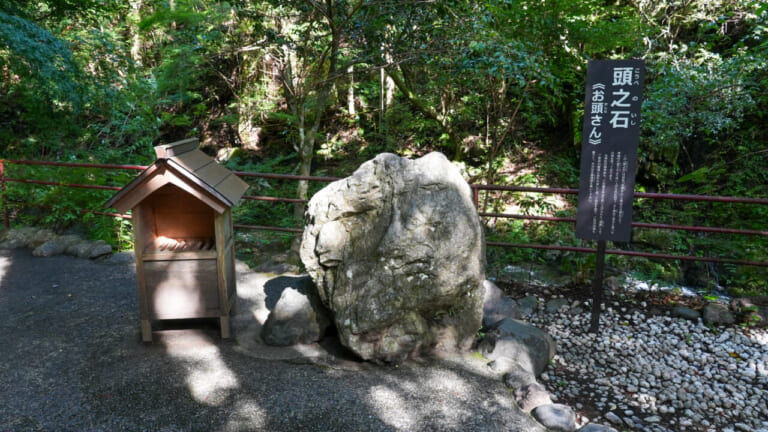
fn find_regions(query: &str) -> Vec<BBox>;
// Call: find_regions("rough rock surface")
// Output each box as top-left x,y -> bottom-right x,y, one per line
483,280 -> 520,327
300,152 -> 485,363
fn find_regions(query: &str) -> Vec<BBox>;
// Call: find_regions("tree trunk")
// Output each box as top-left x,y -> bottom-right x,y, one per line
386,66 -> 463,160
347,65 -> 355,115
129,0 -> 143,65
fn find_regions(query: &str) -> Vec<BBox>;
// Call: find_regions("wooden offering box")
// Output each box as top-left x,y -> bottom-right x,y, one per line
106,138 -> 249,342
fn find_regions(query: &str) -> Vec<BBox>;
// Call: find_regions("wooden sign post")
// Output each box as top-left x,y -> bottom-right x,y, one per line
576,59 -> 645,334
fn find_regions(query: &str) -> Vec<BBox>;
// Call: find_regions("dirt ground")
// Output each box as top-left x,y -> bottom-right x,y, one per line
0,248 -> 544,432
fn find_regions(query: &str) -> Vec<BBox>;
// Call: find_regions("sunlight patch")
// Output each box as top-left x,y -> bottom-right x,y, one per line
221,398 -> 267,430
164,342 -> 240,405
367,385 -> 414,430
0,256 -> 10,286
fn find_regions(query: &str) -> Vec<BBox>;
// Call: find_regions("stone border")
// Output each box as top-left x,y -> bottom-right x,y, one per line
482,279 -> 618,432
0,227 -> 131,263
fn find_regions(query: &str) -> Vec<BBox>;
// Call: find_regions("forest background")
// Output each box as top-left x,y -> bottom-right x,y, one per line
1,0 -> 767,296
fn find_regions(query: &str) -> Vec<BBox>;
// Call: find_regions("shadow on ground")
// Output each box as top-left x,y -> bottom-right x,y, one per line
0,248 -> 543,431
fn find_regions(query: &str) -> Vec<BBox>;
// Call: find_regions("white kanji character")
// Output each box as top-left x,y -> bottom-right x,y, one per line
610,111 -> 630,128
612,67 -> 633,86
611,89 -> 631,108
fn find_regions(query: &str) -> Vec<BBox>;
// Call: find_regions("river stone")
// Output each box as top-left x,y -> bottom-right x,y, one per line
702,302 -> 735,326
88,241 -> 113,259
672,306 -> 700,321
515,382 -> 553,413
578,424 -> 618,432
261,276 -> 332,346
32,239 -> 67,257
517,295 -> 539,316
477,318 -> 556,376
300,152 -> 485,363
532,403 -> 577,432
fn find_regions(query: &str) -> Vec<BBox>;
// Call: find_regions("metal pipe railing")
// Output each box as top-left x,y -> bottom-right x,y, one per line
2,159 -> 766,268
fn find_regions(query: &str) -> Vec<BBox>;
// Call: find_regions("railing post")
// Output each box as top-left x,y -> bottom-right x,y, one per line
1,159 -> 8,229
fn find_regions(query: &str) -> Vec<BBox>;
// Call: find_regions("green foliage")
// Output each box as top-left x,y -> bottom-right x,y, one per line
0,10 -> 83,109
4,162 -> 138,248
0,0 -> 767,295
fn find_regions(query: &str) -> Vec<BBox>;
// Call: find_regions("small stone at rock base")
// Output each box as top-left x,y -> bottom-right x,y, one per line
546,298 -> 570,313
32,240 -> 66,257
477,318 -> 556,376
517,295 -> 539,316
702,302 -> 735,326
102,251 -> 135,265
532,403 -> 577,432
671,306 -> 700,321
514,382 -> 553,413
261,277 -> 331,346
578,424 -> 618,432
88,242 -> 113,259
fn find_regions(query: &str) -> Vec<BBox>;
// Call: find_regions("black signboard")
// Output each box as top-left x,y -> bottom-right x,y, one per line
576,59 -> 644,242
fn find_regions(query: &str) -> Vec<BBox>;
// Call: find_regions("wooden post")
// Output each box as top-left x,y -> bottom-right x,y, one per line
588,240 -> 607,334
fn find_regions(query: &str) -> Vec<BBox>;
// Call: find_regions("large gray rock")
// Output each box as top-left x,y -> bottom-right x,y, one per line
261,276 -> 332,346
300,152 -> 485,363
478,318 -> 556,376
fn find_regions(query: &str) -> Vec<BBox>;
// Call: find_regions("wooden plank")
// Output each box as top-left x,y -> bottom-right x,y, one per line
214,173 -> 250,206
154,138 -> 199,158
164,169 -> 227,214
141,320 -> 152,342
144,259 -> 219,319
193,162 -> 231,189
105,163 -> 163,213
142,250 -> 217,261
133,205 -> 152,341
149,185 -> 216,240
220,316 -> 231,339
170,150 -> 212,172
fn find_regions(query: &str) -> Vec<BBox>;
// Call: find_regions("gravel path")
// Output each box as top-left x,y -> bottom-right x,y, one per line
529,299 -> 768,432
0,248 -> 544,432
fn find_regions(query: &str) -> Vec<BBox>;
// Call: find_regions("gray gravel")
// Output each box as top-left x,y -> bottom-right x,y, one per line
529,298 -> 768,432
0,248 -> 544,432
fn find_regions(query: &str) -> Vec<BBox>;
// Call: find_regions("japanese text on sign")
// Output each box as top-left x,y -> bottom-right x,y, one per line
577,60 -> 645,242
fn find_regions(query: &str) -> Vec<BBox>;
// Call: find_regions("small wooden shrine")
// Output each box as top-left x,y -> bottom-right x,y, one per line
105,138 -> 249,342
